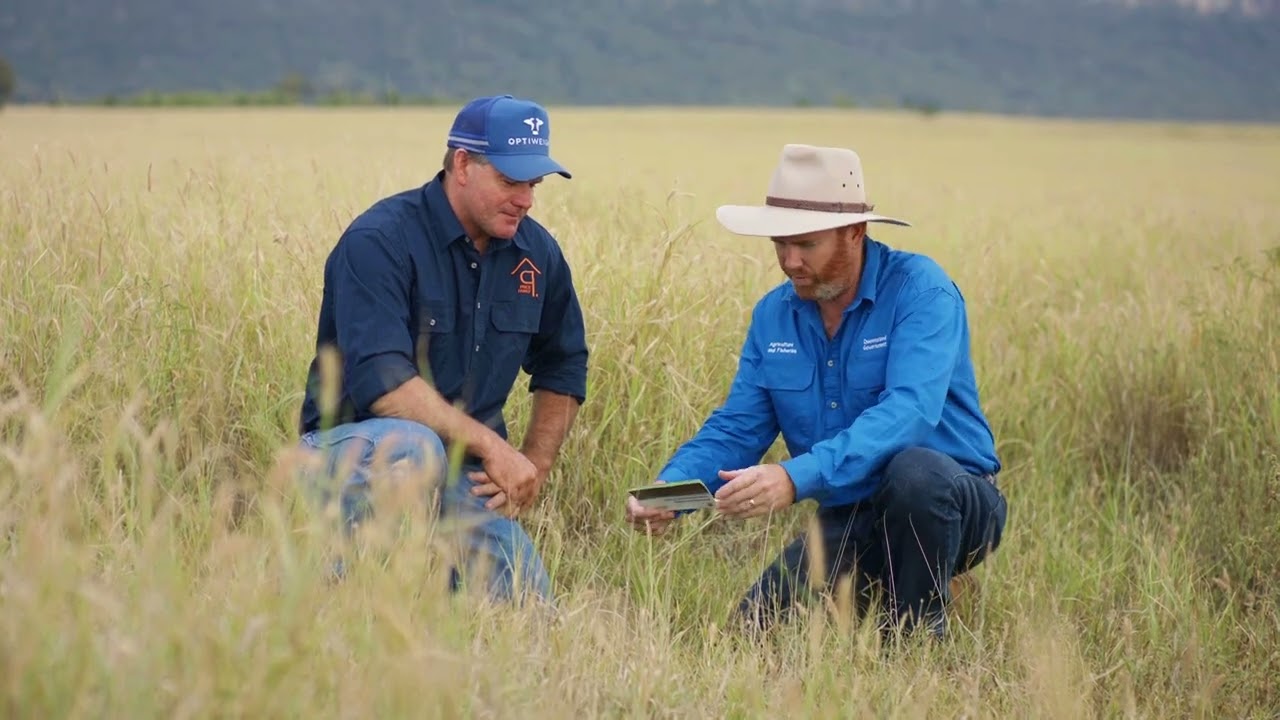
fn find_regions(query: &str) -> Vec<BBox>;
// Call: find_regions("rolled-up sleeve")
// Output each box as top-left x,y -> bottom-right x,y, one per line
329,229 -> 419,413
523,244 -> 589,403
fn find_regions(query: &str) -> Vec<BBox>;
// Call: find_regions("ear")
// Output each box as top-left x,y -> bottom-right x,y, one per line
455,149 -> 475,186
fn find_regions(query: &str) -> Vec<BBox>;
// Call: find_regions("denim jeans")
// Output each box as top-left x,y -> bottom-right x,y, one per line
298,417 -> 552,606
736,446 -> 1008,637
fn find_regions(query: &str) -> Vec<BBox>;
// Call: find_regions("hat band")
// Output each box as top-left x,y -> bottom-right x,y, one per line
766,196 -> 875,213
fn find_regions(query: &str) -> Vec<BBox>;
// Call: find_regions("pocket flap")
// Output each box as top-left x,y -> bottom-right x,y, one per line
757,358 -> 816,391
491,300 -> 542,333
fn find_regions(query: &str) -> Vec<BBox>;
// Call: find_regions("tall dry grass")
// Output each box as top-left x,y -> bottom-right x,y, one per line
2,107 -> 1278,718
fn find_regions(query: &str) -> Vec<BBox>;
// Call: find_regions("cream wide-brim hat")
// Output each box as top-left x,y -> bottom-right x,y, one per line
716,144 -> 910,237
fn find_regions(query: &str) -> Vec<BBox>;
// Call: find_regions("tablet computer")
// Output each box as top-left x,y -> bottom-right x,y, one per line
627,479 -> 716,512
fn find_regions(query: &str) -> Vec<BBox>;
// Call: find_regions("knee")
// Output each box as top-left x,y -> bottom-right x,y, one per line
357,418 -> 447,483
875,447 -> 954,514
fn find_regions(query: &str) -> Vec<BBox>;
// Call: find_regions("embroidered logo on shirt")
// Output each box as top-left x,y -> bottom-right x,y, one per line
862,335 -> 888,351
766,341 -> 798,355
512,257 -> 541,298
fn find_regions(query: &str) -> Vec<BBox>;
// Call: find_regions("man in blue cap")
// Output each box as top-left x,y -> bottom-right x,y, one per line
297,95 -> 588,606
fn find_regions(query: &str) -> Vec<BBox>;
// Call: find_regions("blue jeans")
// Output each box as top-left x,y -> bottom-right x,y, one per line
299,417 -> 552,606
736,446 -> 1008,637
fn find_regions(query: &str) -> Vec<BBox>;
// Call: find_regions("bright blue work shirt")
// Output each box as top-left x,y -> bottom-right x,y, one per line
656,237 -> 999,507
298,171 -> 589,440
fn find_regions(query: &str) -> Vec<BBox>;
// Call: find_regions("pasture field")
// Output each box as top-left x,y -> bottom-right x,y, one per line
2,106 -> 1279,718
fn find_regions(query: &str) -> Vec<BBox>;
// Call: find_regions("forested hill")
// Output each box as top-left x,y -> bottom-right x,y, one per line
2,0 -> 1278,121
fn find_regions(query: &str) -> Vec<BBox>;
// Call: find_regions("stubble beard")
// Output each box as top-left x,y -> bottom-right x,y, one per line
808,230 -> 859,301
810,280 -> 850,301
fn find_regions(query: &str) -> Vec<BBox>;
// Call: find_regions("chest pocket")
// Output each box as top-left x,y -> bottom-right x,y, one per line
414,301 -> 458,394
843,347 -> 888,418
489,300 -> 542,376
756,357 -> 817,441
846,347 -> 888,391
490,300 -> 542,335
758,357 -> 816,392
417,300 -> 455,364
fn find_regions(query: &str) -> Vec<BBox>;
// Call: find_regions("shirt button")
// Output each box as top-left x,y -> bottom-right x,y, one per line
476,302 -> 481,309
429,319 -> 436,326
470,262 -> 477,269
475,345 -> 480,352
830,401 -> 838,409
826,360 -> 835,367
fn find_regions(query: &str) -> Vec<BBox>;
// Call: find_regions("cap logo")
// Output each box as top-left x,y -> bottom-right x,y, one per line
522,117 -> 544,135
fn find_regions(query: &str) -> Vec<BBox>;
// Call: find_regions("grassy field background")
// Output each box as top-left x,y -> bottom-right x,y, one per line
2,106 -> 1279,718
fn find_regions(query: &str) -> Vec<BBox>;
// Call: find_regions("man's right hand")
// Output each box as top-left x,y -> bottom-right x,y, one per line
626,493 -> 677,536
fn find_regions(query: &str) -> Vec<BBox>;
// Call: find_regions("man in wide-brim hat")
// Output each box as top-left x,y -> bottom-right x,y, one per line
627,144 -> 1009,639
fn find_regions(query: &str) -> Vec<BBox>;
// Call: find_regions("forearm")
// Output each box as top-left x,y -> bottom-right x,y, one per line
657,405 -> 777,493
520,389 -> 580,475
370,376 -> 503,458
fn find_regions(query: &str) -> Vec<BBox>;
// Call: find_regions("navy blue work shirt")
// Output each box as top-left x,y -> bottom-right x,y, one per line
298,171 -> 589,440
656,237 -> 999,507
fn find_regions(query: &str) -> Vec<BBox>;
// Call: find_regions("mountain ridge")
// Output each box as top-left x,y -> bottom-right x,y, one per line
2,0 -> 1277,121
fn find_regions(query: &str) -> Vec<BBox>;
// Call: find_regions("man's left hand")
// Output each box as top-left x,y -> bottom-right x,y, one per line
714,464 -> 797,518
470,463 -> 548,516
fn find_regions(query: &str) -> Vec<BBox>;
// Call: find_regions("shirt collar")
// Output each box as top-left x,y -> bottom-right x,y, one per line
422,171 -> 532,253
852,236 -> 885,308
424,172 -> 467,248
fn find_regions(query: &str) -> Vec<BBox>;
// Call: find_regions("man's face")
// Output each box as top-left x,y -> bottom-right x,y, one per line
454,151 -> 542,240
772,224 -> 863,301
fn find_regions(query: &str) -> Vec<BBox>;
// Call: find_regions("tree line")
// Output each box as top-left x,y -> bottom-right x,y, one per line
0,56 -> 14,107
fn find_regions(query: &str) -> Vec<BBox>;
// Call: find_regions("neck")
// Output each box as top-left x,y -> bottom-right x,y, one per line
442,174 -> 489,253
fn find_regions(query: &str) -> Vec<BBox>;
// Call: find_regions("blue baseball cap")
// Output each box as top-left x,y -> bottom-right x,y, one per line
446,95 -> 572,182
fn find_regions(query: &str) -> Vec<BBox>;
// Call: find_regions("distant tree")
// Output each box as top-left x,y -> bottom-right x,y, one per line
831,93 -> 858,108
274,72 -> 314,103
0,56 -> 15,108
901,93 -> 942,117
